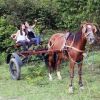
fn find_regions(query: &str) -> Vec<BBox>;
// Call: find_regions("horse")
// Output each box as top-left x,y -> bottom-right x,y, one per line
47,22 -> 97,93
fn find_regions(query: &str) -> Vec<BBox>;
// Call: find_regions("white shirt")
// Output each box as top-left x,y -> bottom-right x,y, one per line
16,30 -> 29,43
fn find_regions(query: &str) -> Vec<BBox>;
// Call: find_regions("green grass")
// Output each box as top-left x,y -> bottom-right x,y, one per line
0,51 -> 100,100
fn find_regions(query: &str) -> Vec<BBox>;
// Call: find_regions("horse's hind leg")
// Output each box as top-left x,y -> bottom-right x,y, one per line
78,63 -> 84,90
56,52 -> 62,80
69,61 -> 75,93
48,54 -> 53,81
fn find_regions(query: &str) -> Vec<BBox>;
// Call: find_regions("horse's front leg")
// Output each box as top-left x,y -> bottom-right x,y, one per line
78,62 -> 84,90
69,61 -> 75,93
48,54 -> 53,81
56,52 -> 62,80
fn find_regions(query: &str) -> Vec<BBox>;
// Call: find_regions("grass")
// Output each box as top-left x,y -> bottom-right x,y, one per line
0,51 -> 100,100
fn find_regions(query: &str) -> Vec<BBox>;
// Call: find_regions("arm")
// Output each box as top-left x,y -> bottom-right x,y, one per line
11,34 -> 16,38
15,30 -> 20,38
11,33 -> 17,40
31,19 -> 37,28
11,30 -> 19,41
31,23 -> 36,28
25,35 -> 30,42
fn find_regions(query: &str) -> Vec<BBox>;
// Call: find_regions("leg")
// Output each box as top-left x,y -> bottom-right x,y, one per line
36,36 -> 41,45
56,52 -> 62,80
31,38 -> 37,45
32,37 -> 40,45
27,40 -> 33,48
78,62 -> 84,90
48,53 -> 53,81
22,41 -> 29,51
69,61 -> 75,93
17,41 -> 27,51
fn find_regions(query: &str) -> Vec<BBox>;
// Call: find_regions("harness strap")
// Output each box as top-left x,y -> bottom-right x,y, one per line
70,34 -> 75,47
66,46 -> 84,52
65,34 -> 84,63
67,50 -> 84,64
65,34 -> 84,53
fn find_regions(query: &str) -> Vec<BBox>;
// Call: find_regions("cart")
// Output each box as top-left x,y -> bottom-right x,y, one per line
6,42 -> 49,80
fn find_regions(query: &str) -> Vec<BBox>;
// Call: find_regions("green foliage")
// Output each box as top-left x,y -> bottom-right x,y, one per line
0,52 -> 5,65
25,62 -> 47,84
0,0 -> 100,28
0,17 -> 16,52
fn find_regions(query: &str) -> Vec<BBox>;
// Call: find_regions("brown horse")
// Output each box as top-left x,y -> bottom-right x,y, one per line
47,22 -> 97,93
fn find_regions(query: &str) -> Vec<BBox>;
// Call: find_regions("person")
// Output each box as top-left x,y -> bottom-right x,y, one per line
25,20 -> 41,45
11,23 -> 30,51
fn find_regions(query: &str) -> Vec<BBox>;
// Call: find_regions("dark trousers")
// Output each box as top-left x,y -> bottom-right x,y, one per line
17,40 -> 29,51
30,36 -> 41,45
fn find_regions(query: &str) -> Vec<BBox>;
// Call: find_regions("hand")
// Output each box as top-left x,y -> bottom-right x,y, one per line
34,19 -> 37,22
27,39 -> 30,42
11,34 -> 15,38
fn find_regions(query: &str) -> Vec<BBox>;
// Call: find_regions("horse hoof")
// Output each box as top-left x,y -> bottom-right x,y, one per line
49,77 -> 53,81
57,71 -> 62,80
80,86 -> 84,90
49,73 -> 53,81
69,87 -> 73,94
58,76 -> 62,80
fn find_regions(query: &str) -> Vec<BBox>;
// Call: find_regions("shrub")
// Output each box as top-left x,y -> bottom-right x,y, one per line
0,17 -> 16,52
25,62 -> 47,85
0,53 -> 6,65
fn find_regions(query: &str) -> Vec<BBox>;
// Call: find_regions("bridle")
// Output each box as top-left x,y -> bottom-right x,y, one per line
65,24 -> 95,53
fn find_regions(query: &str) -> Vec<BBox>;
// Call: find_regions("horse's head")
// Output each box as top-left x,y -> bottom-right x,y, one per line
81,22 -> 97,44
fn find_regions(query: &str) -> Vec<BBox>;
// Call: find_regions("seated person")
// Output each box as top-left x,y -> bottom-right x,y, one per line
11,23 -> 30,51
25,20 -> 41,45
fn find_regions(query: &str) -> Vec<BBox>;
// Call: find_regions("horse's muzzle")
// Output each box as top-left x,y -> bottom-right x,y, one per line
88,38 -> 95,44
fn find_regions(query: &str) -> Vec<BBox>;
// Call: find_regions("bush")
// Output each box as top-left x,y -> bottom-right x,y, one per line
25,62 -> 47,85
0,53 -> 6,65
0,17 -> 16,52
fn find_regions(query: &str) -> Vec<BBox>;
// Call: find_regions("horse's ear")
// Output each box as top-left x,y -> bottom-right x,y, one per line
81,21 -> 87,27
82,25 -> 87,33
93,25 -> 97,33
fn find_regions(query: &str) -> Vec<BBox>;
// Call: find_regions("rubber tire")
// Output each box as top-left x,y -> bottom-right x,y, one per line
9,58 -> 21,80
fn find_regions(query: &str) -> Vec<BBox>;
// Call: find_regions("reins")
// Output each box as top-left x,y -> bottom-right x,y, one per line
66,46 -> 84,53
65,32 -> 95,64
65,33 -> 84,64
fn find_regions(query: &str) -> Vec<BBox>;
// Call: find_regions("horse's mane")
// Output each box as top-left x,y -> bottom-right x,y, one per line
68,28 -> 82,43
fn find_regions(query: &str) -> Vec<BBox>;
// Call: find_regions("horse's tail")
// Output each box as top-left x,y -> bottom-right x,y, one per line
44,54 -> 49,67
52,52 -> 57,70
44,52 -> 57,71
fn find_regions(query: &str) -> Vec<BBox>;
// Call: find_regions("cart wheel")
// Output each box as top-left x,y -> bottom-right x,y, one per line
9,58 -> 21,80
